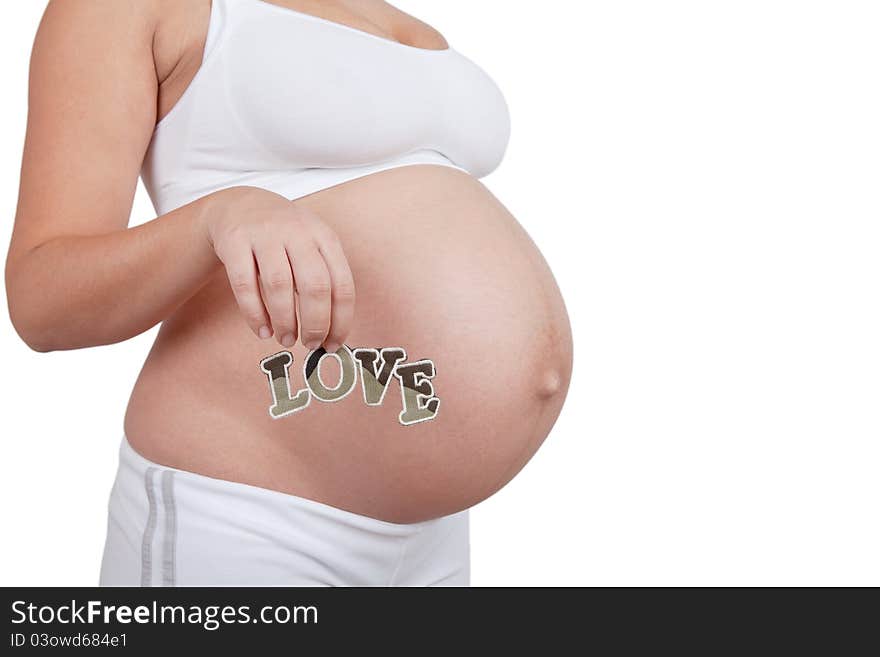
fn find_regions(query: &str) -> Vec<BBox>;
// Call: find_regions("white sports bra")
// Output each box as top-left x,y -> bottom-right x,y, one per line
141,0 -> 511,216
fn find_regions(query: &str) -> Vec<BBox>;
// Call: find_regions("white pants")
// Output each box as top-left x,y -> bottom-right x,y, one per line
99,436 -> 470,586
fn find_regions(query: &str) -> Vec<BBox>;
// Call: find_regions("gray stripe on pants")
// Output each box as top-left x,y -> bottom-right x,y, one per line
161,470 -> 177,587
141,467 -> 158,587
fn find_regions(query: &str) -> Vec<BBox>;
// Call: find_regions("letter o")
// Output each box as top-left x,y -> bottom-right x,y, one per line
304,346 -> 357,402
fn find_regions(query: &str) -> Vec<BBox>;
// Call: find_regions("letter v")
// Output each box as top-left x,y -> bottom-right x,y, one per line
352,347 -> 407,406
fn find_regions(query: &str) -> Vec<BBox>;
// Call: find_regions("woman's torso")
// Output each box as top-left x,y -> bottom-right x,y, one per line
125,0 -> 573,523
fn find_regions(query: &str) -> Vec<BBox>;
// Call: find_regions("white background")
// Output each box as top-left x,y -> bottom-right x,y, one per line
1,1 -> 878,586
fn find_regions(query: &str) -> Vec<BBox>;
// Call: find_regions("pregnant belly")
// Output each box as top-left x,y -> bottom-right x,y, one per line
125,165 -> 572,523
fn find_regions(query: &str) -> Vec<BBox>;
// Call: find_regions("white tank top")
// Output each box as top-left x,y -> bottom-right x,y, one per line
141,0 -> 511,215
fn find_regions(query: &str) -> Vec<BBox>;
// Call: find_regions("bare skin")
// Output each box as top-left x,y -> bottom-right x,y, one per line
6,0 -> 572,523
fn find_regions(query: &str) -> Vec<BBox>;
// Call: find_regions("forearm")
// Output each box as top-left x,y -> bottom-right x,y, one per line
6,193 -> 223,352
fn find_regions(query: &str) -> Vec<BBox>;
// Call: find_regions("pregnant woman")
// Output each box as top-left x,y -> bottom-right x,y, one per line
6,0 -> 572,586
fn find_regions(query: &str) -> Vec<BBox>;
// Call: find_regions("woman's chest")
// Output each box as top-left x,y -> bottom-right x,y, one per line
153,0 -> 448,127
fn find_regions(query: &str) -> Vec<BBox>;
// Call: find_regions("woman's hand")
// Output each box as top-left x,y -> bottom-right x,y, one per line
203,186 -> 356,353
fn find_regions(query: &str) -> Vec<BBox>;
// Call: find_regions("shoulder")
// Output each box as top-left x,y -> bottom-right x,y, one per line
37,0 -> 207,85
28,1 -> 162,91
33,0 -> 160,72
39,0 -> 161,37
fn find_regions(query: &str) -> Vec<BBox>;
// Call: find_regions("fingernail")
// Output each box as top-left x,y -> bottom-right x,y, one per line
258,326 -> 271,339
281,333 -> 296,347
304,340 -> 321,351
324,343 -> 340,354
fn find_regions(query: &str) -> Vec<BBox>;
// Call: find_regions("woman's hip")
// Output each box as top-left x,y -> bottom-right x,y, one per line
99,435 -> 469,587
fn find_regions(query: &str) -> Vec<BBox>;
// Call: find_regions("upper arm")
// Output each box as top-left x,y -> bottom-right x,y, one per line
9,0 -> 159,261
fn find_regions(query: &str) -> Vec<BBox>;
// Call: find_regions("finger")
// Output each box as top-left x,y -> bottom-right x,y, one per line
315,232 -> 356,353
285,238 -> 331,351
254,243 -> 297,347
217,244 -> 271,339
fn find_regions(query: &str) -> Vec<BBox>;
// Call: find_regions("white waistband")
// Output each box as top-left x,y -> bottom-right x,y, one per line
103,435 -> 470,585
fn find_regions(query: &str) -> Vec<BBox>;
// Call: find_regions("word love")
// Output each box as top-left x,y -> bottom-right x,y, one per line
259,346 -> 440,426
